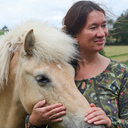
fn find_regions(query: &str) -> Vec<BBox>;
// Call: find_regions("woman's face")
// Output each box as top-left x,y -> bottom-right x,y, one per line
75,10 -> 108,54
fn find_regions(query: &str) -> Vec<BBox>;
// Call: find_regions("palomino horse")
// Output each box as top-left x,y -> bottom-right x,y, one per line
0,20 -> 104,128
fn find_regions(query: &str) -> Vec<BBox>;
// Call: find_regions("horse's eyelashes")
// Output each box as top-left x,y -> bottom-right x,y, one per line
35,75 -> 50,86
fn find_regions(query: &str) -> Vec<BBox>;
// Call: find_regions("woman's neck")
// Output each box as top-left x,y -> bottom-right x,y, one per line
75,53 -> 110,80
79,52 -> 101,66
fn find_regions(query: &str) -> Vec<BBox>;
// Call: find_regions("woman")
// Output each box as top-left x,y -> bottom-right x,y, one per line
25,1 -> 128,128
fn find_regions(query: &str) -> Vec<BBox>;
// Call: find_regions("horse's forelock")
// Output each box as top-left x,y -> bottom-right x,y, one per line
33,30 -> 78,63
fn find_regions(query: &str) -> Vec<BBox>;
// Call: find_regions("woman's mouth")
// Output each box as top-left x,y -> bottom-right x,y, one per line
95,39 -> 105,45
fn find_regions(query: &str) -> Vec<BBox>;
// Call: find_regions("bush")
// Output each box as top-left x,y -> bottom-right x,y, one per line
122,61 -> 128,66
99,49 -> 106,56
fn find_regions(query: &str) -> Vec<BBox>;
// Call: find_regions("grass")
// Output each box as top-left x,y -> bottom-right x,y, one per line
104,45 -> 128,66
0,31 -> 4,35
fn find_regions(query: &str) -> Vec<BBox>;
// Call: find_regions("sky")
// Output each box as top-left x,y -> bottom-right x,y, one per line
0,0 -> 128,29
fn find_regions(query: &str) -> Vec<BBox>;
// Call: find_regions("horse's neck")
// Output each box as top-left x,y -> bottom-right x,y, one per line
0,77 -> 16,125
5,101 -> 27,128
0,87 -> 27,128
0,51 -> 27,128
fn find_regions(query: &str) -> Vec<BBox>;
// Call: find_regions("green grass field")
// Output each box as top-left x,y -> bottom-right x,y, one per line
104,45 -> 128,66
0,31 -> 4,35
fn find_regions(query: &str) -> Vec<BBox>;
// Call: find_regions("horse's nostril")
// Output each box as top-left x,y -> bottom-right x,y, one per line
84,124 -> 93,128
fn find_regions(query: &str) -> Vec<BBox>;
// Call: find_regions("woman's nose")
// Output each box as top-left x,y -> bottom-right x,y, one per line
96,27 -> 106,37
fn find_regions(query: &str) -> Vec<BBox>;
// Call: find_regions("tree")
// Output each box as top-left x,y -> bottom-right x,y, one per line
106,19 -> 115,45
2,25 -> 9,32
107,19 -> 114,29
111,9 -> 128,45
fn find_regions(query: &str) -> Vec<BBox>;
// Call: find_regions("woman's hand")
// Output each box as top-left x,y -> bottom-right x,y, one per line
29,100 -> 66,127
84,103 -> 112,128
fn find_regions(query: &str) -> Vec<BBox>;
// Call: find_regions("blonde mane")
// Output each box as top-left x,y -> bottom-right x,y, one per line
0,20 -> 78,88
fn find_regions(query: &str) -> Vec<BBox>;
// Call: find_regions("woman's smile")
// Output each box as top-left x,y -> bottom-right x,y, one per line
94,39 -> 105,45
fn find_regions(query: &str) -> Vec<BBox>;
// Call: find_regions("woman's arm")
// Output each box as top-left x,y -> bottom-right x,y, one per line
109,71 -> 128,128
25,115 -> 46,128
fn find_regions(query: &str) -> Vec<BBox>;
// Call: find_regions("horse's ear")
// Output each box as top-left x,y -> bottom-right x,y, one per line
24,29 -> 35,56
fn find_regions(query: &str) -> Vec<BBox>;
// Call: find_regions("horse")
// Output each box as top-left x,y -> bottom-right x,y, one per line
0,20 -> 105,128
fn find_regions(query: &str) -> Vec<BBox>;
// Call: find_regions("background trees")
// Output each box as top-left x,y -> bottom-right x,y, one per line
1,25 -> 9,32
106,9 -> 128,45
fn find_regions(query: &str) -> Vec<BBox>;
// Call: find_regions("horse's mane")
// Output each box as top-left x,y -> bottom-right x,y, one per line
0,20 -> 78,88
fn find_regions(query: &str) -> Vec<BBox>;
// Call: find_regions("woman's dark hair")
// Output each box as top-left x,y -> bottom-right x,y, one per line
63,1 -> 105,75
62,1 -> 105,37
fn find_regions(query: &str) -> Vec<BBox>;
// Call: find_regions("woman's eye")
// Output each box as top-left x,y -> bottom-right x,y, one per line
90,27 -> 96,30
102,24 -> 106,28
35,75 -> 50,86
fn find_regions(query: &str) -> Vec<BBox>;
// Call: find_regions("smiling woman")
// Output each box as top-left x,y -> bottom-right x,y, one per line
62,0 -> 128,128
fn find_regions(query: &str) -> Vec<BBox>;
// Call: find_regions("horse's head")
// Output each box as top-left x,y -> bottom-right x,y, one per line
0,20 -> 104,128
14,29 -> 78,112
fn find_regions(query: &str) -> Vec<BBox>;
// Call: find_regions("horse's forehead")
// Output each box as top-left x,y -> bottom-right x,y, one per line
57,64 -> 62,69
21,58 -> 63,70
21,58 -> 74,76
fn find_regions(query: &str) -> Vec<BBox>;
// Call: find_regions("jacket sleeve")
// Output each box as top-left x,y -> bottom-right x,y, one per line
109,71 -> 128,128
25,115 -> 48,128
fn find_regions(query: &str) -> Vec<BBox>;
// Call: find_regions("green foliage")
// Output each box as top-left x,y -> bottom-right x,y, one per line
122,61 -> 128,66
99,49 -> 106,56
110,9 -> 128,45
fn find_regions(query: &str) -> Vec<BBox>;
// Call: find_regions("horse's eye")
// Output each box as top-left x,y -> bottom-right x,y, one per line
35,75 -> 50,86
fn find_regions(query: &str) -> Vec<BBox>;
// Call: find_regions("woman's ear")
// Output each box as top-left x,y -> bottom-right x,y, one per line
74,36 -> 78,42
